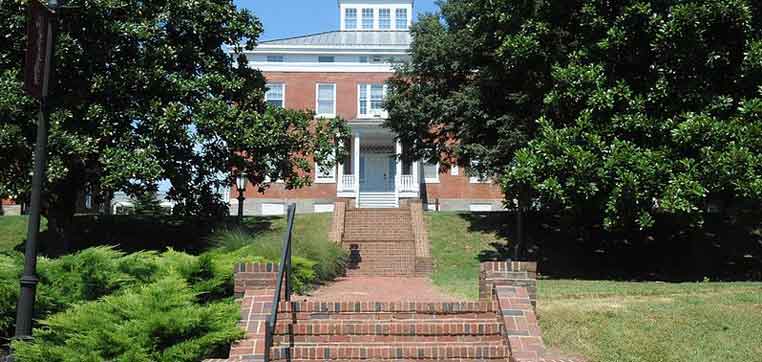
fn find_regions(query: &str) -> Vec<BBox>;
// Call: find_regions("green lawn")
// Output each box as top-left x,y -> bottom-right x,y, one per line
0,216 -> 47,252
426,212 -> 762,362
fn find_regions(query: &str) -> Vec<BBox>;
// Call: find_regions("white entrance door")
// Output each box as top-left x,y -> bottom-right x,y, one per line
361,154 -> 392,192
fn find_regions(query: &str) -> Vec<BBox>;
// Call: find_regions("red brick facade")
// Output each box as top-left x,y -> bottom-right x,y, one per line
237,71 -> 504,208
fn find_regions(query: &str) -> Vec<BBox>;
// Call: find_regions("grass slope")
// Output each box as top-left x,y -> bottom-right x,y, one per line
426,212 -> 762,362
0,216 -> 47,252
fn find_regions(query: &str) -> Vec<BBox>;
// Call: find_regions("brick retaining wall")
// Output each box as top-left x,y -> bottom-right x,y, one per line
479,261 -> 538,307
234,262 -> 279,297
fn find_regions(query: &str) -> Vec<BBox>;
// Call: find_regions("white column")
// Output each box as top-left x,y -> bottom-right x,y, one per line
413,160 -> 420,193
353,132 -> 361,207
394,140 -> 402,205
337,156 -> 344,192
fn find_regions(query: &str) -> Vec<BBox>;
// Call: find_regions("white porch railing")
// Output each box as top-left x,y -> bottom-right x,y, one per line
339,175 -> 356,192
399,175 -> 417,193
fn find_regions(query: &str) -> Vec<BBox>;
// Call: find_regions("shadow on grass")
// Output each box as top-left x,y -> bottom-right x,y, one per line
29,215 -> 277,257
458,211 -> 762,282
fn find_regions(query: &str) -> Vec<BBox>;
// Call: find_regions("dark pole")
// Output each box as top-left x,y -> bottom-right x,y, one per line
237,190 -> 245,224
14,4 -> 57,342
14,97 -> 49,341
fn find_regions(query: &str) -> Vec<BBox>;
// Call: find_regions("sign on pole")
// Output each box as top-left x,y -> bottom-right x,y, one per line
24,1 -> 56,99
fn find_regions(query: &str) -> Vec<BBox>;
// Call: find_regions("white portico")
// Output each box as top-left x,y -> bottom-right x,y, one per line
337,124 -> 420,208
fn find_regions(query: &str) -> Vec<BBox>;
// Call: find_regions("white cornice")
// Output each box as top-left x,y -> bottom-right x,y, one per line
251,62 -> 395,73
247,44 -> 409,54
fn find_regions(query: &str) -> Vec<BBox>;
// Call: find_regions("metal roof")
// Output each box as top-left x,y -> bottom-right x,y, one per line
260,31 -> 411,47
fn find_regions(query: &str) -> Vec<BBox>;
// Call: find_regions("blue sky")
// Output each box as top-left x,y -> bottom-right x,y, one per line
234,0 -> 441,41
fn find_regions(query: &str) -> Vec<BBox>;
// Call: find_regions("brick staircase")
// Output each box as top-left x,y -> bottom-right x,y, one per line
342,207 -> 419,276
269,300 -> 508,361
209,262 -> 584,362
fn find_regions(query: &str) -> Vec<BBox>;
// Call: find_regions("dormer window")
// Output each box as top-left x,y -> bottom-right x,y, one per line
362,8 -> 374,29
345,8 -> 357,30
379,9 -> 391,29
395,8 -> 408,29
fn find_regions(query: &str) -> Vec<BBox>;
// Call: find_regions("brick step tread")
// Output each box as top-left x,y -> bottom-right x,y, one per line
274,320 -> 503,335
278,359 -> 507,362
272,335 -> 504,344
279,301 -> 495,313
270,344 -> 510,360
280,313 -> 500,322
345,271 -> 418,277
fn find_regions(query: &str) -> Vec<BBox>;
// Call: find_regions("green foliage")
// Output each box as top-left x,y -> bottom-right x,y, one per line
0,0 -> 348,236
132,190 -> 169,216
11,277 -> 242,362
0,213 -> 344,359
386,0 -> 762,234
0,246 -> 238,340
208,223 -> 348,289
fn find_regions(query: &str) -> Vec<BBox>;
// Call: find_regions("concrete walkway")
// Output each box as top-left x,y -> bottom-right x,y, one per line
297,276 -> 458,302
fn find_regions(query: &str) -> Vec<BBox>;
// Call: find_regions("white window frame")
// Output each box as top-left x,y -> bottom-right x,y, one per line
315,83 -> 337,118
379,8 -> 391,29
357,83 -> 388,119
423,162 -> 440,184
450,165 -> 459,176
265,83 -> 285,108
345,8 -> 358,30
395,8 -> 408,29
361,8 -> 374,29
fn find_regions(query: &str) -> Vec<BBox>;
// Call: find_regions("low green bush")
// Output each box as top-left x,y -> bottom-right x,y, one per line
11,276 -> 242,362
0,246 -> 237,340
209,226 -> 347,287
2,214 -> 344,360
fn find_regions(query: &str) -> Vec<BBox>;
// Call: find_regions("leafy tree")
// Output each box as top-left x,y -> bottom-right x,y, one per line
132,188 -> 167,216
385,0 -> 762,236
0,0 -> 348,243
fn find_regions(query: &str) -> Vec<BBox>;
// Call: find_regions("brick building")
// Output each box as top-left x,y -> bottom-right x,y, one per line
1,199 -> 21,216
232,0 -> 504,215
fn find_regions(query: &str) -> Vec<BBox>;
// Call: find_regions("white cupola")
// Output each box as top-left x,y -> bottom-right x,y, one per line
338,0 -> 414,31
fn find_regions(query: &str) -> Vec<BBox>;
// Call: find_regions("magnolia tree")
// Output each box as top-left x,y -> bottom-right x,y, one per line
385,0 -> 762,235
0,0 -> 347,242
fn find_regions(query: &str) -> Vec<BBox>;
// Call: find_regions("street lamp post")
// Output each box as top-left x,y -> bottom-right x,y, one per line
13,0 -> 60,348
236,173 -> 247,223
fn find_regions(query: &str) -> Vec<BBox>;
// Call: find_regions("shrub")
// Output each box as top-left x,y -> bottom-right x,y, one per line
209,225 -> 347,290
0,246 -> 238,339
11,276 -> 242,362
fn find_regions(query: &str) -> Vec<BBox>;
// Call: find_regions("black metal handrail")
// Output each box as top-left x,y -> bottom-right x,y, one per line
264,203 -> 296,362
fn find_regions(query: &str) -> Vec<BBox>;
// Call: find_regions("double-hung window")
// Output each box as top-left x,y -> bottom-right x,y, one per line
379,9 -> 391,29
423,162 -> 439,183
265,83 -> 285,108
395,9 -> 408,29
345,8 -> 358,30
316,83 -> 336,117
362,8 -> 374,29
358,83 -> 387,118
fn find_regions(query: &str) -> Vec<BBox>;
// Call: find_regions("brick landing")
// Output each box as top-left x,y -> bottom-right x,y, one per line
298,277 -> 457,302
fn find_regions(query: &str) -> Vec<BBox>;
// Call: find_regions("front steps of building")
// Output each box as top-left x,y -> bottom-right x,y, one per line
210,261 -> 583,362
339,202 -> 432,277
268,300 -> 508,361
357,192 -> 398,208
